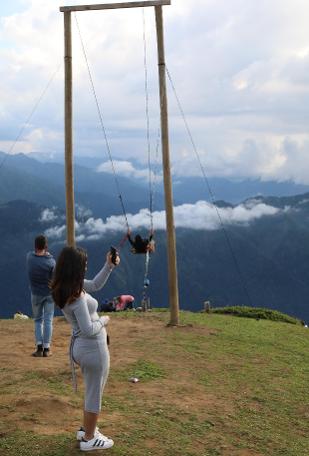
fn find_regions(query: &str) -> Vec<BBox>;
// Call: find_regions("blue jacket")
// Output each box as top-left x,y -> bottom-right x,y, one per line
27,252 -> 56,296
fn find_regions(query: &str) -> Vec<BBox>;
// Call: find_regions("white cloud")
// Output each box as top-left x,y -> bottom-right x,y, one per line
2,1 -> 309,184
76,204 -> 92,219
40,207 -> 58,222
298,198 -> 309,206
97,160 -> 161,182
44,200 -> 281,241
45,224 -> 66,239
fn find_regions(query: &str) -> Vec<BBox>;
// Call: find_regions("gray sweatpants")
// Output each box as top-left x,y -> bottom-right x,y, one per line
72,330 -> 110,413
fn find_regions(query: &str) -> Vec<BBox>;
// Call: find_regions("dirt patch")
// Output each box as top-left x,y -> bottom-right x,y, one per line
0,314 -> 303,456
0,316 -> 226,432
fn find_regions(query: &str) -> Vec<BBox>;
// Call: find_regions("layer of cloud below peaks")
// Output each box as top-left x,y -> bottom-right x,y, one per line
43,200 -> 281,241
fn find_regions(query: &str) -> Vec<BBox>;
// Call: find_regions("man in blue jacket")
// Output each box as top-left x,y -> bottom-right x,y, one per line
27,235 -> 56,357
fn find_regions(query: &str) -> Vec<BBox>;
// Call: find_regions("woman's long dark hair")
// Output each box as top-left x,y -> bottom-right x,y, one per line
51,247 -> 87,309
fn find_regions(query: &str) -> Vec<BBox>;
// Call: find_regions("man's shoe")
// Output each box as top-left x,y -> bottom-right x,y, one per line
43,348 -> 51,357
80,436 -> 114,451
32,345 -> 43,357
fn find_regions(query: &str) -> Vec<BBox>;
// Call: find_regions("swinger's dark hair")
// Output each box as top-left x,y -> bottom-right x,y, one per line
51,246 -> 87,309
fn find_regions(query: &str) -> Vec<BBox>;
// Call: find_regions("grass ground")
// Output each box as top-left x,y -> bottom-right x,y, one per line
0,310 -> 308,455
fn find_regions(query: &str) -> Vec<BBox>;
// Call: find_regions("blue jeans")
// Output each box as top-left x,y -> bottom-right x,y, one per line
31,294 -> 54,348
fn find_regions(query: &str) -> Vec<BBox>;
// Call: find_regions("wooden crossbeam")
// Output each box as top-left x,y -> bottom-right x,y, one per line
60,1 -> 171,13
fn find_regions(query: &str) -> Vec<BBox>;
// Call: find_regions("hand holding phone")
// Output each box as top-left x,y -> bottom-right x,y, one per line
110,246 -> 119,266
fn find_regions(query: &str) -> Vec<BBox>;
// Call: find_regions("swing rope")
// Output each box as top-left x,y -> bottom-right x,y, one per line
74,13 -> 130,232
75,10 -> 157,273
142,8 -> 154,233
151,127 -> 161,219
165,66 -> 253,308
142,8 -> 152,289
144,251 -> 150,281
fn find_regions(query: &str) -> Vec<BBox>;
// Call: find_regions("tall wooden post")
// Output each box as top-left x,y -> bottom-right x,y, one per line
64,11 -> 75,247
155,5 -> 179,326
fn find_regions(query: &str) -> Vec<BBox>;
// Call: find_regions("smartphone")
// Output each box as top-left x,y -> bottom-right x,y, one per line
110,246 -> 118,265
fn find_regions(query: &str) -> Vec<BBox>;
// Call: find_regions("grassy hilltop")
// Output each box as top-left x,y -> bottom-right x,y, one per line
0,310 -> 308,456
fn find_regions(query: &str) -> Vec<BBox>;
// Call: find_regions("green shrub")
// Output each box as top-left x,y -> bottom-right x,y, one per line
210,306 -> 301,325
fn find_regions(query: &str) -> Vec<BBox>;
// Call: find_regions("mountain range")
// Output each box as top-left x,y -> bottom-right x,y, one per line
1,151 -> 309,323
3,151 -> 309,208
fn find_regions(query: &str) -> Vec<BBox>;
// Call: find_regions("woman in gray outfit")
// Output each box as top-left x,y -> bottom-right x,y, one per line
51,246 -> 120,452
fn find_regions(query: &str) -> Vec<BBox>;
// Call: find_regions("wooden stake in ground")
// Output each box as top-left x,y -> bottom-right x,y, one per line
60,0 -> 179,324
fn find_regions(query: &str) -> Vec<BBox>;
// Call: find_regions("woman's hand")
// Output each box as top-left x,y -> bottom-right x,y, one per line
106,250 -> 120,267
100,315 -> 110,326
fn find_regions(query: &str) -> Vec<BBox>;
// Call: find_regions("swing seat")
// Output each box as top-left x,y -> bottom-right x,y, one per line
130,242 -> 155,255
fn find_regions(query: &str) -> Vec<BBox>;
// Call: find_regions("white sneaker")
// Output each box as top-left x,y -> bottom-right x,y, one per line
80,435 -> 114,451
76,427 -> 110,442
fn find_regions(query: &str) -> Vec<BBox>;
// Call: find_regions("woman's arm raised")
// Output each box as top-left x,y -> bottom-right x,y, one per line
83,251 -> 120,293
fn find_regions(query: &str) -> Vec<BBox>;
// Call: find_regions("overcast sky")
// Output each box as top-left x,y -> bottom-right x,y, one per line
1,0 -> 309,183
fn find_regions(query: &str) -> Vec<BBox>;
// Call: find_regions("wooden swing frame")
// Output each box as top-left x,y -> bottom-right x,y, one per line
60,0 -> 179,325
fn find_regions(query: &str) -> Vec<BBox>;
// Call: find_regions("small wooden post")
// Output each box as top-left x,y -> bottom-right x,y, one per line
204,301 -> 211,313
155,5 -> 180,326
64,11 -> 75,247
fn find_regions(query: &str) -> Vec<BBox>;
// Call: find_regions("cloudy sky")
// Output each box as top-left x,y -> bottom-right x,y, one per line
1,0 -> 309,183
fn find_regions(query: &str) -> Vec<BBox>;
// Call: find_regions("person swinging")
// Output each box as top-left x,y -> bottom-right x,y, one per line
127,229 -> 155,254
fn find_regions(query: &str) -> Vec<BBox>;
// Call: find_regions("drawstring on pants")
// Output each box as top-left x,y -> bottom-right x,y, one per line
70,334 -> 78,392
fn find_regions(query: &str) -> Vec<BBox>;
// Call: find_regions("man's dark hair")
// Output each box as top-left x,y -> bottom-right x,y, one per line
35,235 -> 47,251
